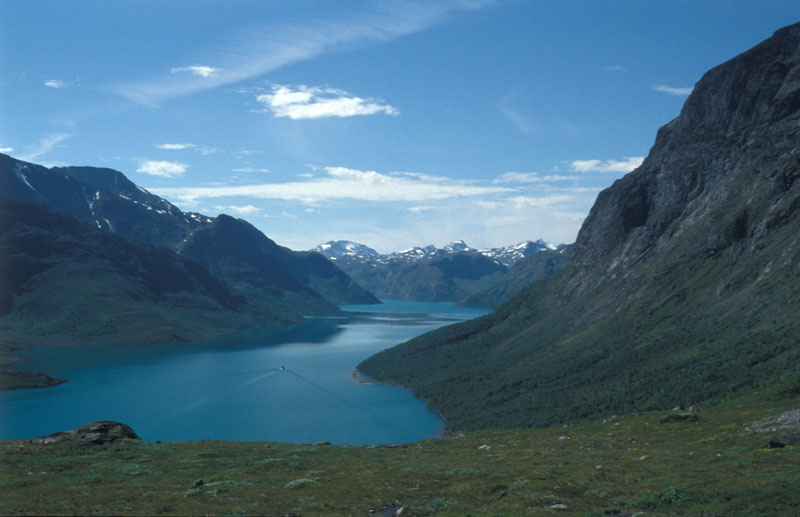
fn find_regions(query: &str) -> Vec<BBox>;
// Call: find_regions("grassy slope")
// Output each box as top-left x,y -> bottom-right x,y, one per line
1,383 -> 798,515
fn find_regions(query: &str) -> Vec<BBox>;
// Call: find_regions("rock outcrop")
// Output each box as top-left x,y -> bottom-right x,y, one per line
36,421 -> 141,445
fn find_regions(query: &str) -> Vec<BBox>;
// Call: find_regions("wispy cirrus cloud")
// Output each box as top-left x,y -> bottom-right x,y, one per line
170,65 -> 218,78
136,160 -> 188,178
0,146 -> 14,153
44,79 -> 69,89
156,143 -> 196,150
232,167 -> 270,173
568,156 -> 645,173
156,142 -> 220,155
215,204 -> 261,215
493,171 -> 578,184
651,84 -> 694,96
256,85 -> 398,120
110,0 -> 493,105
18,133 -> 71,161
150,165 -> 512,205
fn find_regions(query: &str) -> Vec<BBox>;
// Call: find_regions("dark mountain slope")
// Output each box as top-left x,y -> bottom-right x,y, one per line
0,197 -> 295,348
462,245 -> 572,308
0,155 -> 376,305
178,215 -> 337,315
359,23 -> 800,430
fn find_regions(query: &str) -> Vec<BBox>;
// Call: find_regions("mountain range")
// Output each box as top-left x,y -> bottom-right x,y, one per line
0,155 -> 378,354
359,22 -> 800,430
314,239 -> 562,304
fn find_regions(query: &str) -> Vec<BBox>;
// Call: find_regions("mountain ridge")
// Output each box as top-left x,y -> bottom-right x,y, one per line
0,154 -> 378,307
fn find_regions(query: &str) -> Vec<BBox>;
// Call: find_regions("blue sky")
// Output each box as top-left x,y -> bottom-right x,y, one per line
2,1 -> 798,252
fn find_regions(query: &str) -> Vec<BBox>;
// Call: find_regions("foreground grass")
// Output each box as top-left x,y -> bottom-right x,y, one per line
1,391 -> 798,516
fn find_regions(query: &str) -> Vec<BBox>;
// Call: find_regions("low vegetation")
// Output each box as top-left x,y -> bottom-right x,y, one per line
1,382 -> 798,515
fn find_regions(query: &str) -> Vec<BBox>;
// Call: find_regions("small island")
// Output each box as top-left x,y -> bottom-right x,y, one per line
0,370 -> 67,391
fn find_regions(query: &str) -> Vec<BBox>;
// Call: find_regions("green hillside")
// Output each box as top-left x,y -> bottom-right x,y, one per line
359,23 -> 800,430
0,198 -> 317,356
1,384 -> 798,515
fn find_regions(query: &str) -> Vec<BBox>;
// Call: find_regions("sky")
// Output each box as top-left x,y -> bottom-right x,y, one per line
1,1 -> 798,253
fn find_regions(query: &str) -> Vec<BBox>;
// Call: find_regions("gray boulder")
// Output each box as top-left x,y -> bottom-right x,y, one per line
659,412 -> 699,424
36,420 -> 140,445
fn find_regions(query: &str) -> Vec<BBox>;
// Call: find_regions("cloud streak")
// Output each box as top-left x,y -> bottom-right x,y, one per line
110,0 -> 493,105
651,84 -> 694,96
150,166 -> 512,205
137,160 -> 188,178
569,156 -> 644,173
18,133 -> 71,161
256,85 -> 398,119
170,65 -> 218,78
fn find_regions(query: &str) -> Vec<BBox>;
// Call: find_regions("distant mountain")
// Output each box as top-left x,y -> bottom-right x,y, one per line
360,23 -> 800,430
462,245 -> 573,308
312,239 -> 557,302
314,240 -> 379,259
0,154 -> 377,306
0,197 -> 300,348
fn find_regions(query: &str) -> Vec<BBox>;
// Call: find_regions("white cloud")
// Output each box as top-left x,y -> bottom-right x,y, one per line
568,156 -> 645,173
111,1 -> 493,104
136,160 -> 188,178
156,143 -> 196,150
150,165 -> 512,205
256,85 -> 398,120
18,133 -> 71,161
0,146 -> 13,153
493,172 -> 579,184
408,205 -> 437,213
232,167 -> 270,173
44,79 -> 69,89
215,204 -> 261,215
651,84 -> 694,96
170,65 -> 218,78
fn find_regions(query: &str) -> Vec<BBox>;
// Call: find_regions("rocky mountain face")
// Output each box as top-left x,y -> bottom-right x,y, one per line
0,197 -> 292,348
359,23 -> 800,430
315,239 -> 554,267
0,155 -> 377,307
313,239 -> 557,303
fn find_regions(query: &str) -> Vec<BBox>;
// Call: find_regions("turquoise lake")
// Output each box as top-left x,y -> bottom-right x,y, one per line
0,300 -> 488,445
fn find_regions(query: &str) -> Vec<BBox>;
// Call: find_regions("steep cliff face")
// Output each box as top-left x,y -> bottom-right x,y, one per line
574,23 -> 800,271
359,23 -> 800,430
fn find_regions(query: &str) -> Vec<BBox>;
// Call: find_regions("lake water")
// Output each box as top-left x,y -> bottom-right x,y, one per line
0,300 -> 488,445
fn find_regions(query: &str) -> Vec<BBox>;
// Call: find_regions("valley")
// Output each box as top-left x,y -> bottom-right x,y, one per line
1,6 -> 799,516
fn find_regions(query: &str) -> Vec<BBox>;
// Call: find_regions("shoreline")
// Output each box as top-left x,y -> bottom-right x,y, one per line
349,368 -> 383,385
350,368 -> 451,435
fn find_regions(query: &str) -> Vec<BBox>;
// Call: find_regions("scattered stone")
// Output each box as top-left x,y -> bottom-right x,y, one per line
767,432 -> 800,448
478,444 -> 493,450
285,478 -> 316,489
558,435 -> 570,440
659,412 -> 698,424
35,421 -> 140,445
745,408 -> 800,433
192,479 -> 204,488
546,503 -> 569,510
